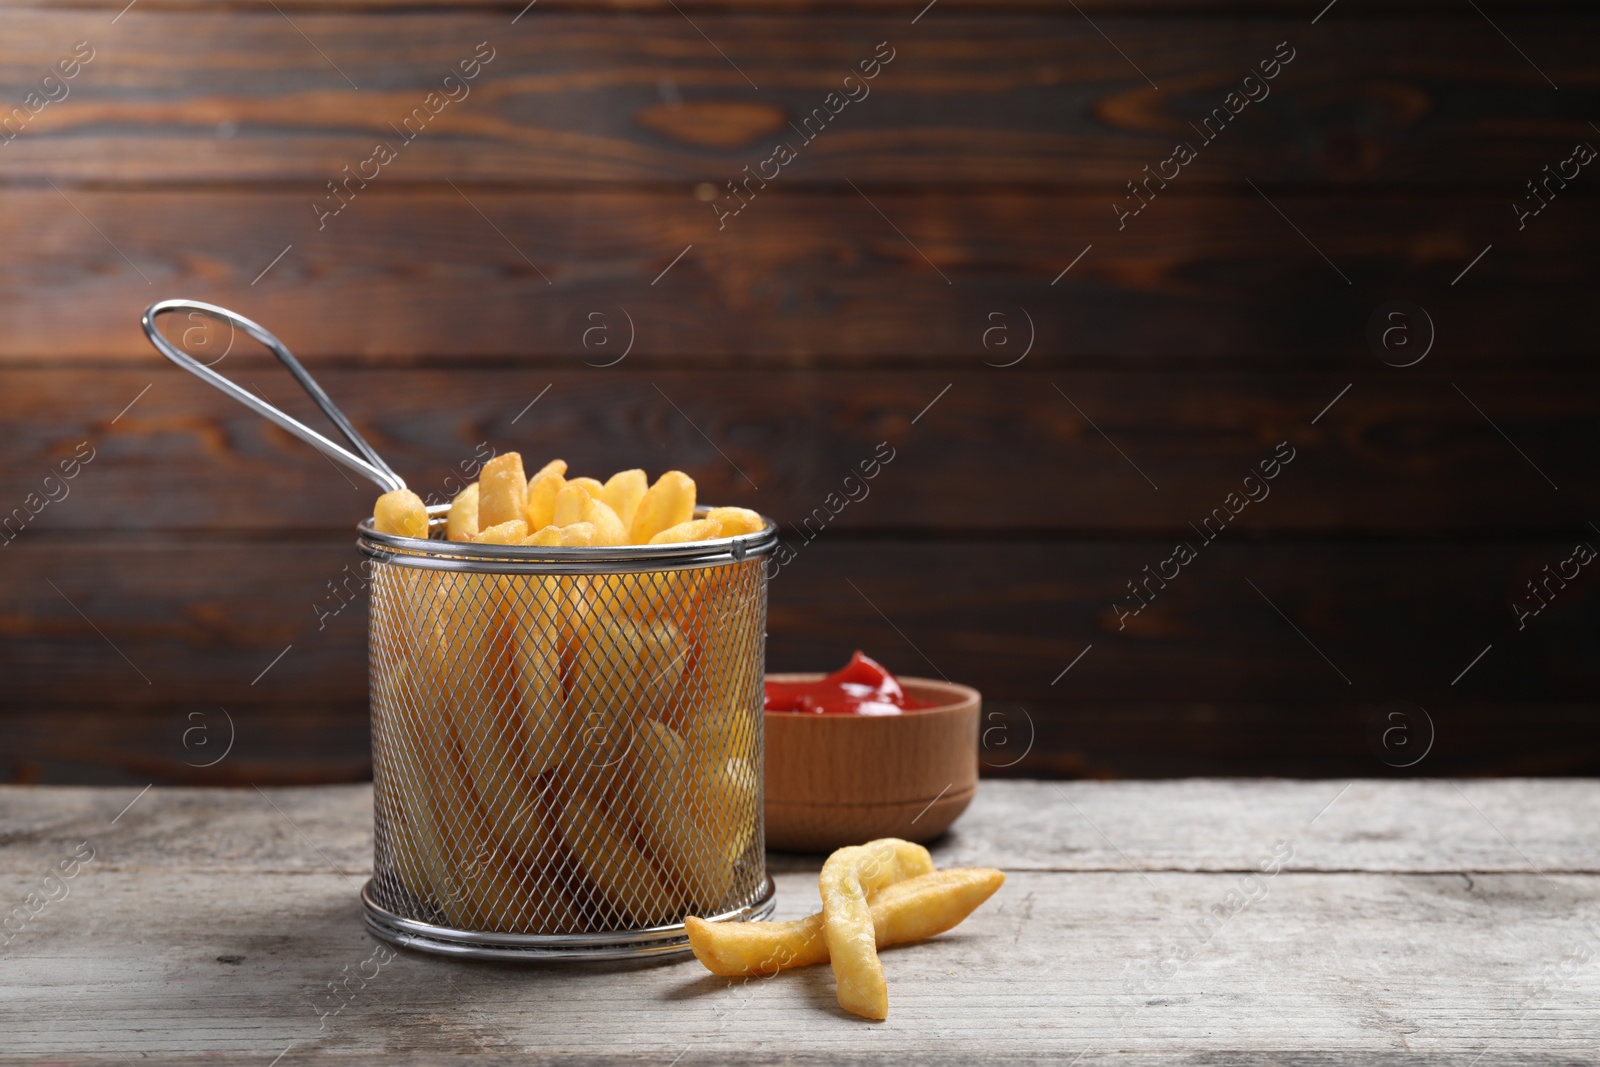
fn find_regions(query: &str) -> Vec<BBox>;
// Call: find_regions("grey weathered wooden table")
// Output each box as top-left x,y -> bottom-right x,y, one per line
3,780 -> 1598,1065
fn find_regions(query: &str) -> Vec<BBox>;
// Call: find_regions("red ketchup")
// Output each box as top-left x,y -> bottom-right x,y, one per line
763,651 -> 932,716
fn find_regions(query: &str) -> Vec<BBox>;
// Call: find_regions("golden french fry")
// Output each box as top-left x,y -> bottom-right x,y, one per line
512,578 -> 567,779
681,693 -> 751,768
474,519 -> 530,544
371,645 -> 448,906
373,489 -> 429,538
519,524 -> 564,546
692,755 -> 758,887
629,719 -> 735,911
420,572 -> 588,933
583,497 -> 629,546
445,482 -> 480,542
600,469 -> 648,527
568,476 -> 604,496
648,518 -> 722,545
685,867 -> 1006,978
705,506 -> 764,537
821,839 -> 936,1020
559,789 -> 680,925
553,482 -> 593,527
398,572 -> 500,926
525,469 -> 565,529
567,614 -> 685,760
628,471 -> 696,543
558,521 -> 598,547
478,452 -> 528,528
530,458 -> 568,483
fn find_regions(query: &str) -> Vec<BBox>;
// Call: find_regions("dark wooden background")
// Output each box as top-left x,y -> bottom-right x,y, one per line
2,0 -> 1596,783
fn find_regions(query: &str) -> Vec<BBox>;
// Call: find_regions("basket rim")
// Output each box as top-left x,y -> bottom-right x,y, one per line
355,506 -> 779,573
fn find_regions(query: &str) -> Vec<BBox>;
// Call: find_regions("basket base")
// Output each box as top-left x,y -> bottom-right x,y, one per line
360,878 -> 776,961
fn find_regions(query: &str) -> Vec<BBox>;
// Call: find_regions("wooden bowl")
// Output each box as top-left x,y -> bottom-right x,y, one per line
762,675 -> 981,853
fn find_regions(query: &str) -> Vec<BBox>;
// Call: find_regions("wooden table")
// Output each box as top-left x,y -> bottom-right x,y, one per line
4,779 -> 1597,1064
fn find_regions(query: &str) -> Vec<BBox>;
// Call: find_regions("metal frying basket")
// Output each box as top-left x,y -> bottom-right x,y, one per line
143,300 -> 776,960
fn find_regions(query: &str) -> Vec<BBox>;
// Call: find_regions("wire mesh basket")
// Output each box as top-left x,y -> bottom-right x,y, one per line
140,299 -> 776,961
357,516 -> 777,959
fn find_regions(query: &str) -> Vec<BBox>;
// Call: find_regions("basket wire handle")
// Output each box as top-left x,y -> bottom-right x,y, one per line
142,299 -> 407,494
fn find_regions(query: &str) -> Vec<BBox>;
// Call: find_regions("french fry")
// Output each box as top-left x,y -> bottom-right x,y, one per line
559,521 -> 598,547
373,489 -> 429,538
820,839 -> 936,1020
567,614 -> 686,762
525,468 -> 565,529
705,506 -> 764,537
648,518 -> 722,545
628,471 -> 696,543
421,572 -> 584,932
559,789 -> 681,925
519,524 -> 564,546
530,458 -> 568,483
691,756 -> 759,891
474,519 -> 530,544
553,482 -> 593,527
680,693 -> 749,767
628,719 -> 736,911
568,476 -> 605,496
583,497 -> 629,546
394,572 -> 489,926
370,638 -> 448,907
513,577 -> 567,778
668,566 -> 757,734
445,482 -> 480,542
478,452 -> 529,528
685,867 -> 1006,978
600,469 -> 648,527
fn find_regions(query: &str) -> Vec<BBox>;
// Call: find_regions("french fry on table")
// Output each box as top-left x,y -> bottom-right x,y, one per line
821,839 -> 936,1020
568,476 -> 604,496
685,867 -> 1006,978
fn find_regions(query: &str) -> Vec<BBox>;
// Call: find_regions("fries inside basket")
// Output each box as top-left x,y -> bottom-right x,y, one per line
366,548 -> 770,939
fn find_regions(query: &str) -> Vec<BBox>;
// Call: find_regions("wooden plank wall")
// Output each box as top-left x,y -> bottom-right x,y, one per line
1,0 -> 1596,783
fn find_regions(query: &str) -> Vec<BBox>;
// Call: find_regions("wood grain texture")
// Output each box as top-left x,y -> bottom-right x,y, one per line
2,535 -> 1595,782
7,0 -> 1585,11
0,190 -> 1595,366
2,781 -> 1599,1063
0,11 -> 1592,186
11,778 -> 1600,873
4,368 -> 1599,534
0,0 -> 1595,787
7,537 -> 1597,704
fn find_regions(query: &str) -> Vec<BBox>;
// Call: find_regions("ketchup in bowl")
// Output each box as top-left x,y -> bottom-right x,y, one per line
763,651 -> 933,716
